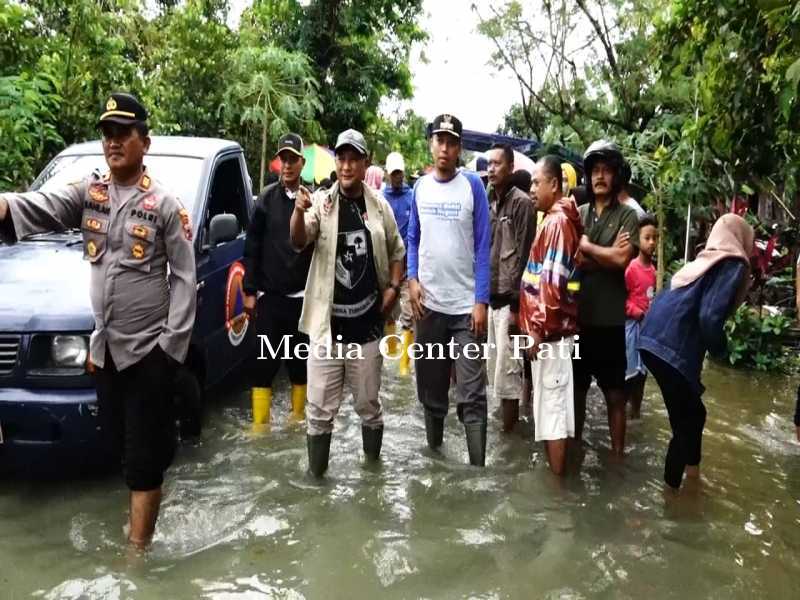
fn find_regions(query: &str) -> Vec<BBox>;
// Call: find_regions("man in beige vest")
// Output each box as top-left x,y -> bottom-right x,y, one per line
290,129 -> 405,477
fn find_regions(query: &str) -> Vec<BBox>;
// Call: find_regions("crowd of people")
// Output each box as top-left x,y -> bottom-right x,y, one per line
245,112 -> 760,485
0,93 -> 764,548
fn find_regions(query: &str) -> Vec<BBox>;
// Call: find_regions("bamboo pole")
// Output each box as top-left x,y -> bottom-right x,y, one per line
650,174 -> 665,291
684,85 -> 700,262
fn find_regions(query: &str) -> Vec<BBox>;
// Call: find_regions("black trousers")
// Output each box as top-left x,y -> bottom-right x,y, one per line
573,325 -> 627,392
249,294 -> 308,388
414,310 -> 487,425
641,350 -> 706,488
94,345 -> 176,491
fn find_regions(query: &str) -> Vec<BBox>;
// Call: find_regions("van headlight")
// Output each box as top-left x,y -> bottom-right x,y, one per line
27,334 -> 90,376
51,335 -> 89,367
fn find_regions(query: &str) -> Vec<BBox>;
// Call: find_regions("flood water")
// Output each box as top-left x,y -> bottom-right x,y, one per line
1,360 -> 799,599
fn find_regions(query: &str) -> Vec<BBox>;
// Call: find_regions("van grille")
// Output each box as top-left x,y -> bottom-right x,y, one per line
0,335 -> 21,376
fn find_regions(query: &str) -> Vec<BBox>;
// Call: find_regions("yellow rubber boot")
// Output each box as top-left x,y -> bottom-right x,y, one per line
399,329 -> 413,376
384,321 -> 399,356
252,387 -> 272,433
290,384 -> 307,422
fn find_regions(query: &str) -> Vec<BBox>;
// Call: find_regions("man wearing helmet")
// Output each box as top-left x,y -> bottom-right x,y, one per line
574,140 -> 639,457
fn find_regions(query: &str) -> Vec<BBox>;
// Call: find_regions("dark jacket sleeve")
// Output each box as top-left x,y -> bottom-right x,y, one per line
243,191 -> 268,295
699,259 -> 748,357
510,194 -> 536,312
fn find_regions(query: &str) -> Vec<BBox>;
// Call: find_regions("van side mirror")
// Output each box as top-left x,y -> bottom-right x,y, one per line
208,214 -> 239,247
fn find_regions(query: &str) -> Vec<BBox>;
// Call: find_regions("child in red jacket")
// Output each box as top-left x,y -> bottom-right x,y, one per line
625,214 -> 658,419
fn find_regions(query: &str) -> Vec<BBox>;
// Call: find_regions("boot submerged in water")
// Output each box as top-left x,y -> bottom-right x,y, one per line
362,425 -> 384,461
464,422 -> 487,467
307,433 -> 331,478
424,410 -> 444,450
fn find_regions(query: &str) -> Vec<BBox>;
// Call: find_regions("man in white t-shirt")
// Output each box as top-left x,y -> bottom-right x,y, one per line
407,113 -> 492,466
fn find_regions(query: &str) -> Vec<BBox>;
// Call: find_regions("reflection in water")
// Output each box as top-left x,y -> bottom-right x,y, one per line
2,360 -> 800,598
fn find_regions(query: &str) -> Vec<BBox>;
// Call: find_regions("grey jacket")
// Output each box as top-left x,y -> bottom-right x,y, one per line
489,185 -> 536,311
0,170 -> 196,370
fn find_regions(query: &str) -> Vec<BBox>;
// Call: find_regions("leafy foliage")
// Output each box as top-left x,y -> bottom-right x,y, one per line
724,305 -> 797,372
142,0 -> 236,137
223,43 -> 321,189
478,0 -> 800,296
0,0 -> 426,189
367,110 -> 430,175
0,74 -> 63,191
241,0 -> 427,141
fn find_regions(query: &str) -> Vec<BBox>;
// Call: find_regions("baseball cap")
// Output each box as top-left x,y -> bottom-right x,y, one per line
430,113 -> 463,139
275,133 -> 304,157
385,152 -> 405,174
335,129 -> 368,156
97,92 -> 148,127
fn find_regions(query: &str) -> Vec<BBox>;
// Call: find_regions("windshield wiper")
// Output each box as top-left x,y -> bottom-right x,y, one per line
21,228 -> 81,242
21,232 -> 63,240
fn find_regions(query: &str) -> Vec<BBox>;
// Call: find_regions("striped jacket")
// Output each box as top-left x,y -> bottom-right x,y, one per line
520,197 -> 583,341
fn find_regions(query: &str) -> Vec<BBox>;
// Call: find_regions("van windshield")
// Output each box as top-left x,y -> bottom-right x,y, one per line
32,154 -> 204,214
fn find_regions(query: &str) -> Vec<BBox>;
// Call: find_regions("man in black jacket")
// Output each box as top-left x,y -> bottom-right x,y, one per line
243,133 -> 314,428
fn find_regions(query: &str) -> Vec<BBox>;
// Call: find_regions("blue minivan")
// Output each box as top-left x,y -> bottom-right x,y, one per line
0,137 -> 258,473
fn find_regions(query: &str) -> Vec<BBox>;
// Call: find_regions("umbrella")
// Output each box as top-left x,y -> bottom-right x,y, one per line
269,144 -> 337,184
302,144 -> 336,184
466,150 -> 537,175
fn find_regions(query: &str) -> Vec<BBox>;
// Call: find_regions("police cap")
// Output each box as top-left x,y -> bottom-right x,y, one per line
97,92 -> 148,127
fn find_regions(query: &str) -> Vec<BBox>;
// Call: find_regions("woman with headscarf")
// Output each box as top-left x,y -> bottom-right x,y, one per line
365,165 -> 385,191
639,214 -> 754,489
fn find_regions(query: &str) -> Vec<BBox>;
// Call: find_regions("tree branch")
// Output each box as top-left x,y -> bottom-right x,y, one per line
574,0 -> 619,76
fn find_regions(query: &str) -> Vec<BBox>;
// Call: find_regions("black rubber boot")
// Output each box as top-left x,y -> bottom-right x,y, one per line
306,433 -> 331,478
362,425 -> 383,460
425,410 -> 444,450
464,422 -> 487,467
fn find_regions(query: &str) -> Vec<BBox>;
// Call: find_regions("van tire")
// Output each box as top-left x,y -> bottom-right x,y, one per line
174,366 -> 203,440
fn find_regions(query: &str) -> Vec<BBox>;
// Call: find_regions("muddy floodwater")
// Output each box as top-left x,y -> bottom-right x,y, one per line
1,361 -> 799,599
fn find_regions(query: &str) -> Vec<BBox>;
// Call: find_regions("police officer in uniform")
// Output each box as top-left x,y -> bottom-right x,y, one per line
0,93 -> 197,548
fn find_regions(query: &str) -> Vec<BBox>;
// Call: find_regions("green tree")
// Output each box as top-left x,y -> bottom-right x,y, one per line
241,0 -> 427,140
28,0 -> 147,145
0,0 -> 42,75
0,0 -> 146,186
367,110 -> 430,175
223,43 -> 322,189
654,0 -> 800,206
142,0 -> 236,136
0,74 -> 63,190
478,0 -> 800,283
474,0 -> 669,146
